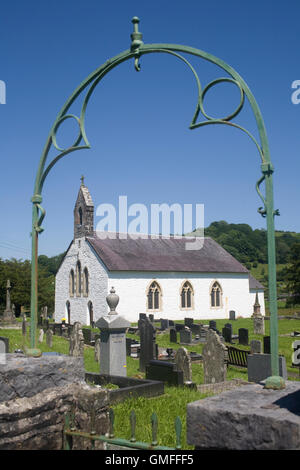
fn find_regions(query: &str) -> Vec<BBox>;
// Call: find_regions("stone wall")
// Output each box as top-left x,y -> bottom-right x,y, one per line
0,354 -> 109,450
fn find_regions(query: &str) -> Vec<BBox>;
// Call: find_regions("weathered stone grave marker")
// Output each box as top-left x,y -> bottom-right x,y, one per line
174,347 -> 192,383
202,329 -> 227,384
69,322 -> 84,357
169,328 -> 177,343
138,313 -> 157,373
180,327 -> 192,344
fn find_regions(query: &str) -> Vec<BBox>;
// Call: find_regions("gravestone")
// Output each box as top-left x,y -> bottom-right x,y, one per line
169,328 -> 177,343
174,347 -> 192,383
38,328 -> 44,344
0,336 -> 9,354
250,339 -> 262,354
184,318 -> 194,328
199,327 -> 208,343
96,287 -> 130,377
229,310 -> 236,321
253,315 -> 265,335
69,322 -> 84,357
238,328 -> 249,346
190,324 -> 201,335
247,354 -> 287,383
46,328 -> 53,348
263,336 -> 271,354
145,360 -> 184,386
180,327 -> 192,344
175,323 -> 185,332
209,321 -> 217,331
224,323 -> 232,331
22,315 -> 27,337
202,329 -> 228,384
149,314 -> 154,323
161,319 -> 169,330
169,320 -> 174,327
94,338 -> 100,363
138,313 -> 157,373
0,280 -> 16,325
222,326 -> 232,343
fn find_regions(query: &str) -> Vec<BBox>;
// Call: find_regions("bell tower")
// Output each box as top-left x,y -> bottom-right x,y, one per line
74,176 -> 94,239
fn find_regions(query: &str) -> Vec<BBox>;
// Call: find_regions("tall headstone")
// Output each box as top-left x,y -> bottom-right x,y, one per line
238,328 -> 249,346
138,313 -> 157,373
174,347 -> 192,383
96,287 -> 130,377
69,322 -> 85,357
209,320 -> 217,331
202,329 -> 228,384
263,336 -> 271,354
222,326 -> 232,343
169,328 -> 177,343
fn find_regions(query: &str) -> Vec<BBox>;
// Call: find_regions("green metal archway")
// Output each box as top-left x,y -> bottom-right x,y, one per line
29,17 -> 283,388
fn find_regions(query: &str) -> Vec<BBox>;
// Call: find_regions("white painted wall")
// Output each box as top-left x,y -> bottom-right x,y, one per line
55,238 -> 265,324
55,238 -> 108,324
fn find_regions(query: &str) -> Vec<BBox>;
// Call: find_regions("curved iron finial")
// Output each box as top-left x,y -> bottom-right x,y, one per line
131,17 -> 143,71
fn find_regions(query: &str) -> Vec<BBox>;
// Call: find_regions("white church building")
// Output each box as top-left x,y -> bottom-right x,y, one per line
54,181 -> 265,325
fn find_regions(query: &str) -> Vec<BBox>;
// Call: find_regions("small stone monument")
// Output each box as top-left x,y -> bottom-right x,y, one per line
252,292 -> 265,335
174,347 -> 192,383
96,287 -> 130,377
250,339 -> 262,354
202,329 -> 228,384
69,322 -> 84,357
0,280 -> 16,325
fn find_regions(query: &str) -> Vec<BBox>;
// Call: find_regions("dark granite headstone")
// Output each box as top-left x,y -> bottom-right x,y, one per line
170,328 -> 177,343
138,315 -> 157,372
222,326 -> 232,343
247,354 -> 287,383
191,324 -> 201,335
175,323 -> 185,332
209,321 -> 217,331
238,328 -> 249,346
263,336 -> 271,354
250,339 -> 262,354
169,320 -> 174,327
145,360 -> 184,386
184,318 -> 194,328
224,323 -> 233,331
149,314 -> 154,323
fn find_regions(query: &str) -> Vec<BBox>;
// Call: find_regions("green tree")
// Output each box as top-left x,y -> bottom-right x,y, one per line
285,242 -> 300,306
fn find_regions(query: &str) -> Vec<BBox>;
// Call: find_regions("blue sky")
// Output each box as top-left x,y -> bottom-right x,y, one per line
0,0 -> 299,260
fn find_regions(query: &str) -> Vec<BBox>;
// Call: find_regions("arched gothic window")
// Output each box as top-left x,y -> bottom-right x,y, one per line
180,281 -> 194,309
210,281 -> 222,307
147,281 -> 161,311
76,261 -> 82,296
69,270 -> 75,297
83,267 -> 89,296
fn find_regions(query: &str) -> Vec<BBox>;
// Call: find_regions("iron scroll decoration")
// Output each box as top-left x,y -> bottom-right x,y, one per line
30,17 -> 282,385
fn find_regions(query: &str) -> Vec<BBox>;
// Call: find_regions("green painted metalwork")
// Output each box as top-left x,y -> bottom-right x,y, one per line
30,16 -> 281,385
63,408 -> 181,450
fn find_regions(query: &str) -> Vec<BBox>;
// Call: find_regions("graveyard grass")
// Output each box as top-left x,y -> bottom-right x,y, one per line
1,316 -> 300,449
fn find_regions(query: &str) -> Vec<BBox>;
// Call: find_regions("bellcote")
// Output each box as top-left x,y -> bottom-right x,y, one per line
74,177 -> 94,239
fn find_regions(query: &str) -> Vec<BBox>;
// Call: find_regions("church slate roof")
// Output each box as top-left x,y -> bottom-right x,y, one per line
86,233 -> 250,273
249,273 -> 265,290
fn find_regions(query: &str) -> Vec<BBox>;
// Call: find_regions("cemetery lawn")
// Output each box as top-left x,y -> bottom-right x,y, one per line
1,317 -> 300,449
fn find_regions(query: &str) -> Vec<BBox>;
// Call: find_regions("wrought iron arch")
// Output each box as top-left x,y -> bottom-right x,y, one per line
29,17 -> 281,387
